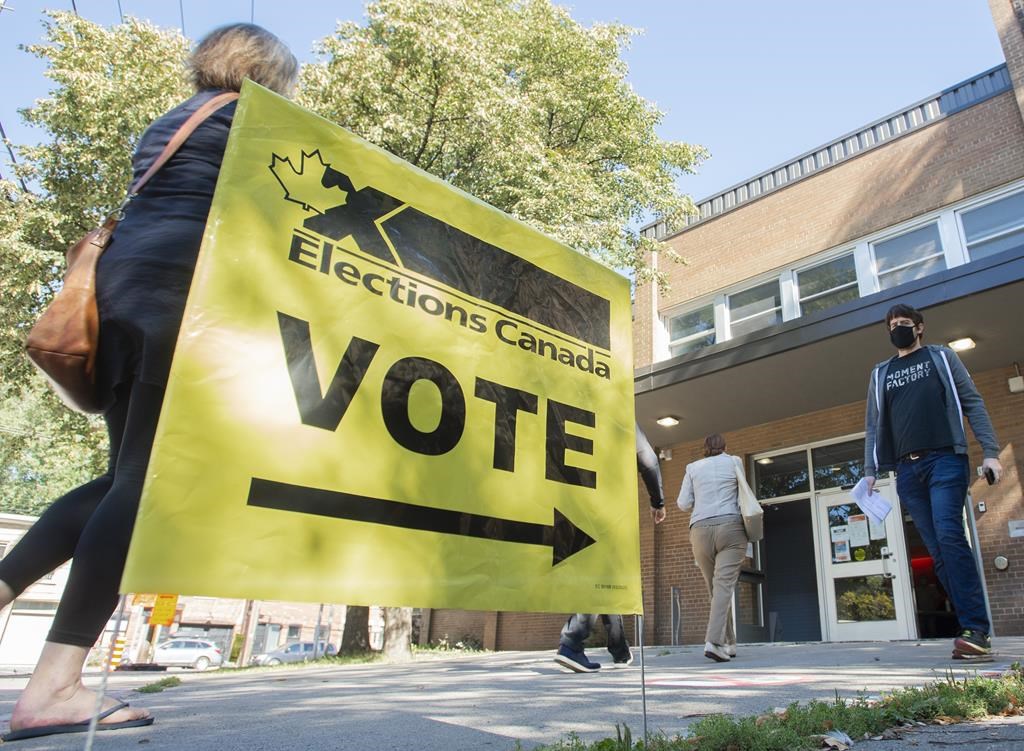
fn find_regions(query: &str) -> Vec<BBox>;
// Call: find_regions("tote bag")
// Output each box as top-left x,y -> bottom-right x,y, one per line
733,456 -> 764,542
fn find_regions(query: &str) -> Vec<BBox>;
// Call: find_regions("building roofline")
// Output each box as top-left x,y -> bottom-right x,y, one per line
641,64 -> 1012,241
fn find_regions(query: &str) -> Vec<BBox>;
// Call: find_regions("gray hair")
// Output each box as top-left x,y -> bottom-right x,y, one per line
188,23 -> 298,96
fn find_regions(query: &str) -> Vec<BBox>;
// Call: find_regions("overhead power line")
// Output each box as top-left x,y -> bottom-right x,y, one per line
0,119 -> 29,192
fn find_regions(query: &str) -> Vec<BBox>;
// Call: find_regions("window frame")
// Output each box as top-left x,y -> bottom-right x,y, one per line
664,300 -> 717,357
725,278 -> 784,339
869,220 -> 947,292
791,249 -> 859,317
955,184 -> 1024,263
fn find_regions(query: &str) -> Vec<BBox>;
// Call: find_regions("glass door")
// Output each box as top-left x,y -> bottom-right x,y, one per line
815,480 -> 915,641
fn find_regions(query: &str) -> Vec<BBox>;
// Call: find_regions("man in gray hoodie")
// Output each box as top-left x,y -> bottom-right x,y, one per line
863,303 -> 1003,658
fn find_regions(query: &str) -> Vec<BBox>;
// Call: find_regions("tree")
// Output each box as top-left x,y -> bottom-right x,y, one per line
382,607 -> 413,662
298,0 -> 705,283
339,605 -> 370,654
0,13 -> 189,515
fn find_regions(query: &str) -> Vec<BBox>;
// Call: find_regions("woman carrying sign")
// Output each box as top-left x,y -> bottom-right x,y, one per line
0,24 -> 298,741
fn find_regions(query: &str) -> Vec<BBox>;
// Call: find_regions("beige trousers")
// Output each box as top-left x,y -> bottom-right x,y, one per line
690,519 -> 748,646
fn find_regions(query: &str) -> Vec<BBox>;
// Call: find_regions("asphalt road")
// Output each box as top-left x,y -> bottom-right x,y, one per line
1,638 -> 1022,750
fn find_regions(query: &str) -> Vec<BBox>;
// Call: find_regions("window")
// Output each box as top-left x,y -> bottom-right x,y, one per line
753,450 -> 809,499
728,281 -> 782,338
287,625 -> 301,641
796,254 -> 858,315
872,223 -> 946,290
811,439 -> 865,492
668,305 -> 716,356
960,191 -> 1024,262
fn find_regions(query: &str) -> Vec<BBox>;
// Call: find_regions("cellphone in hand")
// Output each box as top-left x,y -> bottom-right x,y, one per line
984,467 -> 996,485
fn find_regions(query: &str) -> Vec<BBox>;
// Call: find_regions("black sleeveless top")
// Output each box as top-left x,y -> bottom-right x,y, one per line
94,90 -> 236,410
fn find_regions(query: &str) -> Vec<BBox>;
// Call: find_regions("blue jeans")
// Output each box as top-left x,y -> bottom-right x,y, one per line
896,453 -> 989,634
559,614 -> 629,659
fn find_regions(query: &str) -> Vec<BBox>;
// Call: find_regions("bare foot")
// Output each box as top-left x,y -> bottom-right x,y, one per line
9,681 -> 150,732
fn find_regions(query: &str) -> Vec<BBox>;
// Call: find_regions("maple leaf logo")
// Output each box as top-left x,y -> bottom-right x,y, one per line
269,150 -> 347,214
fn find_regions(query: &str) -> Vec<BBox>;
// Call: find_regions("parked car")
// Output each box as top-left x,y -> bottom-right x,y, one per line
251,641 -> 337,666
152,638 -> 223,671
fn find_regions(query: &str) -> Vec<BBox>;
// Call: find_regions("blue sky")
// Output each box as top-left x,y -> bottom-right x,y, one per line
0,1 -> 1006,206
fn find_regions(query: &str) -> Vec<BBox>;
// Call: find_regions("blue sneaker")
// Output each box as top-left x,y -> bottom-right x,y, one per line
554,645 -> 600,673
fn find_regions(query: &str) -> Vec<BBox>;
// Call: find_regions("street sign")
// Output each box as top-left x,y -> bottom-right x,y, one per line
121,81 -> 640,615
148,594 -> 179,626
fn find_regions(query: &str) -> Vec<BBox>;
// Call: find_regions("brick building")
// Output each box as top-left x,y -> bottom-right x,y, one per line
423,0 -> 1024,650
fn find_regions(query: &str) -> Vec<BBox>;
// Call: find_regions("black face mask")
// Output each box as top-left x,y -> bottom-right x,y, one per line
889,324 -> 918,349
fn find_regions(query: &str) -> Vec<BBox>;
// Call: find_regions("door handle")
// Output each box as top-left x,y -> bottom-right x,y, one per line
880,545 -> 895,580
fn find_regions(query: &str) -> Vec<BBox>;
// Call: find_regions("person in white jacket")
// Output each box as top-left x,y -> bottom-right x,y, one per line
677,433 -> 748,662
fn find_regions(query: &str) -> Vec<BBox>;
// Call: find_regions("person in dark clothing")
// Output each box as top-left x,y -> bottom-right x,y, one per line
554,424 -> 666,673
863,303 -> 1003,660
0,25 -> 297,741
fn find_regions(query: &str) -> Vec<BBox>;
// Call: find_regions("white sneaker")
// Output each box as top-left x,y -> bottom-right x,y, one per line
725,643 -> 737,658
704,642 -> 730,662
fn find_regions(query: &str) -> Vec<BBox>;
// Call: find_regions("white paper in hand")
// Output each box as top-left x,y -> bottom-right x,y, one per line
852,478 -> 892,526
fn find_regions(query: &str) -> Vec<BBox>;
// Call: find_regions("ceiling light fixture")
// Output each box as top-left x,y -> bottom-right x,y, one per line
948,337 -> 976,352
655,416 -> 680,427
756,457 -> 774,465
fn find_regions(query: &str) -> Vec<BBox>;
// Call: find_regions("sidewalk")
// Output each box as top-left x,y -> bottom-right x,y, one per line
0,638 -> 1021,750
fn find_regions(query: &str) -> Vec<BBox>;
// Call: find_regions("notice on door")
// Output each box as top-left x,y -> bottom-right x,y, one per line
847,514 -> 870,548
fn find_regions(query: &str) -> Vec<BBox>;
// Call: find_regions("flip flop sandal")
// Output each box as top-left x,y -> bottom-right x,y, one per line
2,700 -> 153,742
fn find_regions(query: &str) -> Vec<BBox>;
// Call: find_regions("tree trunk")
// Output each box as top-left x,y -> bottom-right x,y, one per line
340,605 -> 370,653
382,607 -> 413,662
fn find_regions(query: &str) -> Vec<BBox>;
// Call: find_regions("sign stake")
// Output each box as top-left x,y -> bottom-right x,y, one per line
83,594 -> 128,751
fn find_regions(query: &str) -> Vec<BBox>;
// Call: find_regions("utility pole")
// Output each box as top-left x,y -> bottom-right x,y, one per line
237,600 -> 261,667
313,604 -> 324,659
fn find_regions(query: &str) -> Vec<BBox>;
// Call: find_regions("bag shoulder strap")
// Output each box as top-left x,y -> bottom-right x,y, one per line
128,91 -> 240,196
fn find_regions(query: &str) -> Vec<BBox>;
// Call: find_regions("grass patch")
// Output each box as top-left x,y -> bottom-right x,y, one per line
535,664 -> 1024,750
136,676 -> 182,694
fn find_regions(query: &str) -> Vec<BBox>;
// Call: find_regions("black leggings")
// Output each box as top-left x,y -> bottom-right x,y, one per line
0,380 -> 164,647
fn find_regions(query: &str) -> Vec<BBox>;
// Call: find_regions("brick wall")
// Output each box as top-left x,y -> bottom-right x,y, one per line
968,366 -> 1024,636
425,608 -> 491,647
993,0 -> 1024,122
635,90 -> 1024,369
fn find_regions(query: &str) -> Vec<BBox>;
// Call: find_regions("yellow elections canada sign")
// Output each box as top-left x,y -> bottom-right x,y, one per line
121,82 -> 640,615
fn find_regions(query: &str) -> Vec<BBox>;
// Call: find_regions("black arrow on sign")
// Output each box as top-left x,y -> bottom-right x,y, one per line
246,477 -> 596,566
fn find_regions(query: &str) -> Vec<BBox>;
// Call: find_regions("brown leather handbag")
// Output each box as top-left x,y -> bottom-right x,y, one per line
25,91 -> 239,414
